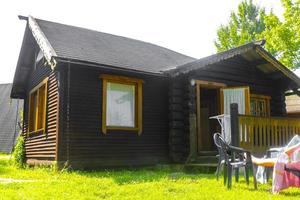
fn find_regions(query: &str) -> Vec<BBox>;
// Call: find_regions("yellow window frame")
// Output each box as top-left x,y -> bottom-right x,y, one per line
250,94 -> 271,117
28,77 -> 48,134
100,74 -> 143,135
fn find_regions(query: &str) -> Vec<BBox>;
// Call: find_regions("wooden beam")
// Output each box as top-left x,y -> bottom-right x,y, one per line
195,80 -> 227,89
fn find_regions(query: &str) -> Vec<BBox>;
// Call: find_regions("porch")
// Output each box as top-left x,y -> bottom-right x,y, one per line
168,42 -> 300,166
186,104 -> 300,167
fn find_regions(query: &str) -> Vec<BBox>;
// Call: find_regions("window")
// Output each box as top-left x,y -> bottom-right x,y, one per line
28,78 -> 48,133
101,74 -> 143,134
250,94 -> 271,117
220,86 -> 250,115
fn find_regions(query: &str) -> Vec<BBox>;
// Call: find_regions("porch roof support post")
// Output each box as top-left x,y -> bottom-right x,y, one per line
188,113 -> 197,162
230,103 -> 239,146
186,81 -> 198,163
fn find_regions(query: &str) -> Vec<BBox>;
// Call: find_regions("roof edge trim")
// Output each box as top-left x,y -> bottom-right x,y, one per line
167,42 -> 256,77
28,15 -> 57,69
255,46 -> 300,88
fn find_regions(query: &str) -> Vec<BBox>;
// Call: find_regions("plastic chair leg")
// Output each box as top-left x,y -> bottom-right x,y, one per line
245,166 -> 250,185
252,164 -> 258,189
235,168 -> 239,182
227,166 -> 232,189
215,160 -> 221,180
223,164 -> 227,186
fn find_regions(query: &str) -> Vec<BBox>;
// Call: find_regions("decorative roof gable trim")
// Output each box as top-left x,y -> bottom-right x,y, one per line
28,16 -> 57,69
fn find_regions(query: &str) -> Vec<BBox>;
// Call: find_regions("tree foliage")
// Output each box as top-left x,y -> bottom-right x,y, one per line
215,0 -> 300,69
214,0 -> 266,51
261,0 -> 300,69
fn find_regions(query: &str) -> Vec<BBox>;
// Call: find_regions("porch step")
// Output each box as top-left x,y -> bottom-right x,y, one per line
197,151 -> 218,156
184,162 -> 217,173
187,155 -> 218,165
185,163 -> 218,167
195,155 -> 218,164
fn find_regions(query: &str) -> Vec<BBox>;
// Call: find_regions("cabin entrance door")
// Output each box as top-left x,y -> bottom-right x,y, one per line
195,80 -> 226,153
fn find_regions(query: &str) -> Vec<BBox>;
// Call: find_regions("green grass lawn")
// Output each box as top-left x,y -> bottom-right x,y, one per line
0,154 -> 299,199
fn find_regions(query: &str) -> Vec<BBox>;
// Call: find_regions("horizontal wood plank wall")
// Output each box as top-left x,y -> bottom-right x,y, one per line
64,64 -> 169,168
23,65 -> 59,163
169,56 -> 289,161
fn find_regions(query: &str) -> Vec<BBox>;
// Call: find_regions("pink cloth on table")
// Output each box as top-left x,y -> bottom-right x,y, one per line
272,149 -> 300,193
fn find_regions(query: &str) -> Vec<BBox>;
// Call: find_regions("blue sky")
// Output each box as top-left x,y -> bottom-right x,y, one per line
0,0 -> 284,84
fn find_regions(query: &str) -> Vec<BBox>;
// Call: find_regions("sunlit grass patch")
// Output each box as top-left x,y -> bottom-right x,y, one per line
0,154 -> 299,199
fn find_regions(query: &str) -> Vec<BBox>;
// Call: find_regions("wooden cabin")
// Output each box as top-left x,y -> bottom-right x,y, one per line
11,16 -> 300,168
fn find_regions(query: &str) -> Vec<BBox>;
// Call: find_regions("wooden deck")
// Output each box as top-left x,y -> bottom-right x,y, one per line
238,115 -> 300,153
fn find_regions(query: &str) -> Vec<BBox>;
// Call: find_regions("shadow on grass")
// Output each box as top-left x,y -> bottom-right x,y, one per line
280,190 -> 300,197
75,165 -> 217,185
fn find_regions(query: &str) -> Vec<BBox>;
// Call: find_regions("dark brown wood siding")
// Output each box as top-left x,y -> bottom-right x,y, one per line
168,77 -> 190,162
59,63 -> 169,168
169,57 -> 288,162
22,65 -> 59,163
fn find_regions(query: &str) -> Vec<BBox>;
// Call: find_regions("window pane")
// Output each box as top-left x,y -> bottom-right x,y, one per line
250,97 -> 268,117
250,100 -> 256,116
106,82 -> 135,127
37,85 -> 46,130
223,88 -> 246,114
29,91 -> 38,132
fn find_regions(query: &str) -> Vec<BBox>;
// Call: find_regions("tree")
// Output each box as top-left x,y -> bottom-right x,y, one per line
215,0 -> 300,69
214,0 -> 266,52
260,0 -> 300,69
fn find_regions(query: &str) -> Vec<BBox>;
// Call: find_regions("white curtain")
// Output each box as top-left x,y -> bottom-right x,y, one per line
223,115 -> 232,144
223,88 -> 246,115
222,88 -> 247,144
106,82 -> 135,127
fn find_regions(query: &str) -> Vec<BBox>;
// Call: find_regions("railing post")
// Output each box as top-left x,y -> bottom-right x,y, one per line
230,103 -> 239,147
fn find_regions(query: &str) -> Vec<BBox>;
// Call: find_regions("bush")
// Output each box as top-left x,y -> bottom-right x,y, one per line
12,135 -> 26,168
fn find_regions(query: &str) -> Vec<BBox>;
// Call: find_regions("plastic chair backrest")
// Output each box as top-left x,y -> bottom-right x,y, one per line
214,133 -> 228,162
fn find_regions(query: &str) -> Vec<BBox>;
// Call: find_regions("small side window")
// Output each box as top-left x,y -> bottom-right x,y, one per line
28,78 -> 48,134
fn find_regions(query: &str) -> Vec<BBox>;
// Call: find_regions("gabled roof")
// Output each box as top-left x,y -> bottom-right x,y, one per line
166,41 -> 300,90
0,84 -> 22,153
11,16 -> 196,98
31,16 -> 196,73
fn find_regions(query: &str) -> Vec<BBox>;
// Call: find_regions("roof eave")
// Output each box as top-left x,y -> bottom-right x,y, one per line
11,15 -> 58,99
166,42 -> 258,77
55,57 -> 168,77
167,41 -> 300,91
255,46 -> 300,88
